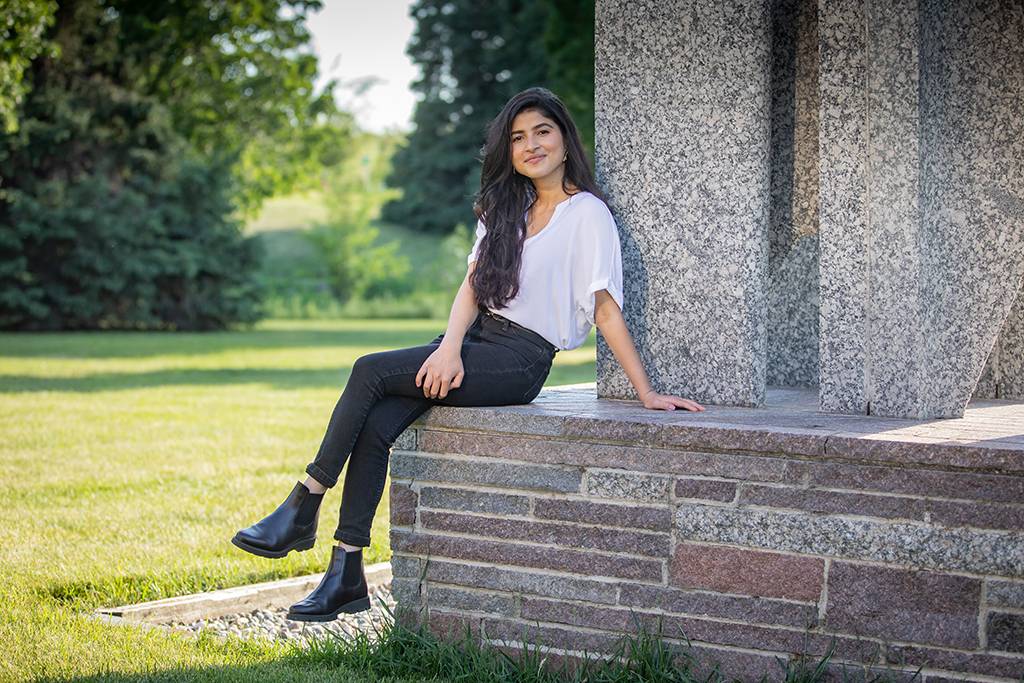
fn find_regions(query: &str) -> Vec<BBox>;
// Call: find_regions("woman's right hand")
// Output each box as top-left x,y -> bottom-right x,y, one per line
415,345 -> 465,399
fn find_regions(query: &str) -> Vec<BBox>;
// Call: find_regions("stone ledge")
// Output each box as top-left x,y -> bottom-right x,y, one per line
410,385 -> 1024,475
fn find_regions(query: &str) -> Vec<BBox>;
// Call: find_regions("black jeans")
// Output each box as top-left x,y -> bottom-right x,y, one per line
305,309 -> 558,546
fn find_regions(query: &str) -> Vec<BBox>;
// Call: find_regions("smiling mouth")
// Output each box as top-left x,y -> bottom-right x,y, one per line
526,156 -> 545,164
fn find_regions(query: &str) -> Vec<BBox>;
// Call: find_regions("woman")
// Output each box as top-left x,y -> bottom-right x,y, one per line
231,86 -> 705,622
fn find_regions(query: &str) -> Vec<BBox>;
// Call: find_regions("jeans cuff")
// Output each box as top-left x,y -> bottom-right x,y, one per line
334,528 -> 370,547
305,463 -> 337,489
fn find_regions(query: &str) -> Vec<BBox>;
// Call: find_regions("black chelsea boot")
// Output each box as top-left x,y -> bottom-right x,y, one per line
286,545 -> 371,622
231,481 -> 324,559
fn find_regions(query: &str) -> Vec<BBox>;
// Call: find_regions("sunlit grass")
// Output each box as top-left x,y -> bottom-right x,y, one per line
0,318 -> 598,680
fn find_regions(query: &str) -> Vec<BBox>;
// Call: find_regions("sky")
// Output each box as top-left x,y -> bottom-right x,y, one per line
305,1 -> 420,134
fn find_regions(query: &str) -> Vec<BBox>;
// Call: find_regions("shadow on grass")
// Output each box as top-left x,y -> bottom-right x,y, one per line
0,327 -> 448,360
0,360 -> 598,394
0,367 -> 354,393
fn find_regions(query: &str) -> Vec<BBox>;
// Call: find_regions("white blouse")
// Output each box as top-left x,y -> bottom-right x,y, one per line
467,191 -> 624,351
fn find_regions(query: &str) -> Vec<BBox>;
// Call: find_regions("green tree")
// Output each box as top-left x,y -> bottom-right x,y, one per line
307,131 -> 411,303
0,74 -> 261,330
543,0 -> 595,155
0,0 -> 342,330
0,0 -> 57,133
381,0 -> 552,235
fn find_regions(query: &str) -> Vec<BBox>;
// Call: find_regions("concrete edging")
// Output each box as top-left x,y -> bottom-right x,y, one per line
92,561 -> 392,627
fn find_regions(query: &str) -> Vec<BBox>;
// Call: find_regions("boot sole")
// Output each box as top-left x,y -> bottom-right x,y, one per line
230,534 -> 315,559
286,596 -> 371,622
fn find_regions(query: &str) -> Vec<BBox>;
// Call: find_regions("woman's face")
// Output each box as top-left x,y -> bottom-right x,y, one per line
509,108 -> 567,183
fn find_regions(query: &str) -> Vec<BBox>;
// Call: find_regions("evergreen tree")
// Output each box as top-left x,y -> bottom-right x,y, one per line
382,0 -> 552,235
0,0 -> 339,330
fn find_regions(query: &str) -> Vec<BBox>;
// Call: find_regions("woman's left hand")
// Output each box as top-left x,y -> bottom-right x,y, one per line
641,390 -> 705,412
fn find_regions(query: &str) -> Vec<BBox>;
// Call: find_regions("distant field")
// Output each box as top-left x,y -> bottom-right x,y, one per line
0,319 -> 597,680
246,193 -> 471,298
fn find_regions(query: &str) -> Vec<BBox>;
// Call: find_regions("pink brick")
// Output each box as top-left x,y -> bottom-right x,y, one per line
427,609 -> 481,641
670,542 -> 824,601
926,499 -> 1024,532
391,529 -> 662,581
885,644 -> 1024,680
519,597 -> 878,663
483,617 -> 621,653
419,510 -> 670,557
674,478 -> 737,502
826,562 -> 980,649
533,497 -> 671,531
805,461 -> 1024,504
737,483 -> 926,521
485,616 -> 786,682
418,429 -> 807,483
390,482 -> 417,526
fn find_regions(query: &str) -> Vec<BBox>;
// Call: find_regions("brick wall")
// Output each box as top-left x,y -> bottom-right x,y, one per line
387,410 -> 1024,682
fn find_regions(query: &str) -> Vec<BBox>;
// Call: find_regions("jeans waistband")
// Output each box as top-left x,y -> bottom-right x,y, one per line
478,308 -> 558,356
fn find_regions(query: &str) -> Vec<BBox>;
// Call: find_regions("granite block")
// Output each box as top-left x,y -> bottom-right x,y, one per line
825,562 -> 980,649
986,580 -> 1024,609
916,0 -> 1024,417
675,504 -> 1024,577
391,577 -> 421,608
817,0 -> 869,415
391,529 -> 662,581
426,585 -> 517,617
986,612 -> 1024,655
389,554 -> 422,579
767,0 -> 820,389
816,0 -> 1024,418
418,486 -> 530,516
586,469 -> 670,502
532,497 -> 672,532
418,510 -> 670,557
982,287 -> 1024,400
423,558 -> 617,604
595,0 -> 772,406
670,541 -> 824,601
394,428 -> 416,452
390,451 -> 581,493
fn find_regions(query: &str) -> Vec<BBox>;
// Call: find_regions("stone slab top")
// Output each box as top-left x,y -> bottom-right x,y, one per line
412,384 -> 1024,476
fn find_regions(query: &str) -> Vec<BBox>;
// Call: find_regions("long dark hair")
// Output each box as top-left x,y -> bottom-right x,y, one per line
469,87 -> 604,310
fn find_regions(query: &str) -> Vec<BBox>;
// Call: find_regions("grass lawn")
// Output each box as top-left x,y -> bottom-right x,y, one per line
0,319 -> 600,681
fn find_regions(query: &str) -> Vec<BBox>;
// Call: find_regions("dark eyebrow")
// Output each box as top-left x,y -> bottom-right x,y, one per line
510,122 -> 553,136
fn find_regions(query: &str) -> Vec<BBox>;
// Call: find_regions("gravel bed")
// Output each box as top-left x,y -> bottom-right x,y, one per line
165,583 -> 396,647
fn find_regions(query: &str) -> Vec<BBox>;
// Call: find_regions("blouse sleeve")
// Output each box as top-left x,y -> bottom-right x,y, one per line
575,205 -> 625,326
467,219 -> 486,265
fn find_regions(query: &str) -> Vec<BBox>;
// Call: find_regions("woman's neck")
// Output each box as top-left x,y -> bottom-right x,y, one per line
532,176 -> 579,209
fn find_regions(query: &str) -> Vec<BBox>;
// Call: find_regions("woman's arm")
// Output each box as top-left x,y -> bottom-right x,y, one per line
416,261 -> 480,399
593,289 -> 705,412
438,261 -> 481,353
